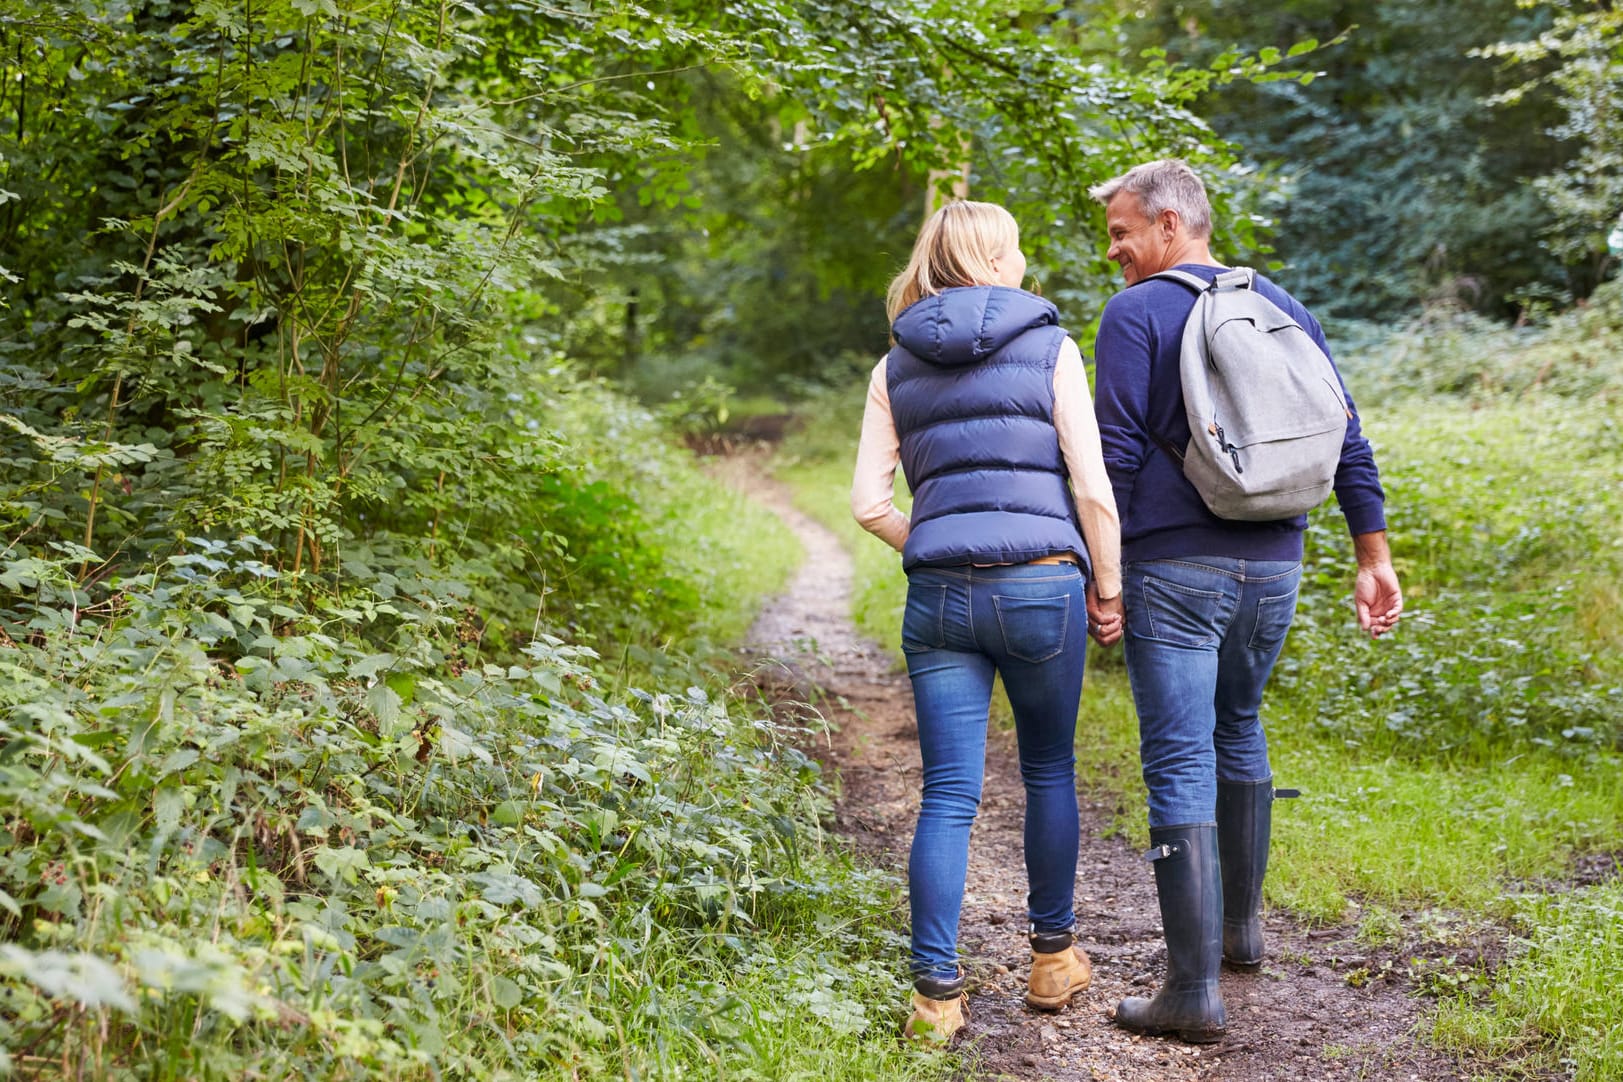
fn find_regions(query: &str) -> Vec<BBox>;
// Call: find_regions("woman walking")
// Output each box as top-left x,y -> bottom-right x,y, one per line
851,200 -> 1123,1041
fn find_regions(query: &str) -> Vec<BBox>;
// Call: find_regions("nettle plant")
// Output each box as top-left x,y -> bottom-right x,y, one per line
0,541 -> 858,1077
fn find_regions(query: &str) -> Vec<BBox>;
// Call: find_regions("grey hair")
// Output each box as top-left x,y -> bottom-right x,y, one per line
1087,159 -> 1213,240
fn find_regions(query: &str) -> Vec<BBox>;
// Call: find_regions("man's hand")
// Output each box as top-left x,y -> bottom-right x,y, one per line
1353,531 -> 1403,639
1086,582 -> 1124,647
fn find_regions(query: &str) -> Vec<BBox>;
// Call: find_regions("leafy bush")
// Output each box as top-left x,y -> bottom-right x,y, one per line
1269,316 -> 1623,757
0,544 -> 927,1079
1331,279 -> 1623,405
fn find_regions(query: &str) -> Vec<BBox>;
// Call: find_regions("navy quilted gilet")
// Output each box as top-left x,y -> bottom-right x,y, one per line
887,286 -> 1089,574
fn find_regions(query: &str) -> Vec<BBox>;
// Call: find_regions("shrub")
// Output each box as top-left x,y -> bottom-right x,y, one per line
0,543 -> 912,1079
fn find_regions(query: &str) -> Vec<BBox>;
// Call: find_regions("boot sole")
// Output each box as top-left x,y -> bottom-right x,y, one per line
1115,1019 -> 1226,1044
1222,957 -> 1262,972
1024,989 -> 1082,1011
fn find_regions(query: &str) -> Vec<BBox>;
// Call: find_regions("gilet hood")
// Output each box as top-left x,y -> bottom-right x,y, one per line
891,286 -> 1060,367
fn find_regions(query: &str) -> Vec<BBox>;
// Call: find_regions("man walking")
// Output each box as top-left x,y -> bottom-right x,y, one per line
1086,159 -> 1403,1042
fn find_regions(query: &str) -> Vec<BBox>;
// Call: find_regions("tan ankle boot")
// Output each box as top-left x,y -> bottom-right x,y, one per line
902,971 -> 969,1043
1026,931 -> 1092,1010
902,991 -> 968,1042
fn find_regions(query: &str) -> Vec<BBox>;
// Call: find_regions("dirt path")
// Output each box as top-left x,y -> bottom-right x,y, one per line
725,457 -> 1473,1082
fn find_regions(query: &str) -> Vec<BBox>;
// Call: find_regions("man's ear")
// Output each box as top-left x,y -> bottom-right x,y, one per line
1159,208 -> 1180,238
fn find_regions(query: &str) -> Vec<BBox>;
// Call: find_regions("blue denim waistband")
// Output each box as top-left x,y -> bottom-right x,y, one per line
1126,556 -> 1299,583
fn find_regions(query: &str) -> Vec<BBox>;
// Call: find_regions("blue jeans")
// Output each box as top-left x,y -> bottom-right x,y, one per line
1121,557 -> 1301,828
901,563 -> 1087,982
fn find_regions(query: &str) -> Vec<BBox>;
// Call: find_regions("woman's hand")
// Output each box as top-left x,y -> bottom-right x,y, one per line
1086,583 -> 1124,647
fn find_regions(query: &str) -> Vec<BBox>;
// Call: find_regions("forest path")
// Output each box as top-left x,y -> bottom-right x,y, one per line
719,453 -> 1469,1082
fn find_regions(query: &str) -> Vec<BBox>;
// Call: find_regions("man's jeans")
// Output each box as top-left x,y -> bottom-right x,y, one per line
1121,557 -> 1301,828
901,563 -> 1087,982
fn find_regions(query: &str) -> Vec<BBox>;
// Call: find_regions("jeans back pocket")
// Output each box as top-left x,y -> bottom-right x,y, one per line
1247,586 -> 1300,652
902,583 -> 949,653
992,593 -> 1071,663
1135,575 -> 1225,648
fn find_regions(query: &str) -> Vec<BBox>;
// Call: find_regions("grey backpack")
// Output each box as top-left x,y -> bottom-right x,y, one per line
1149,268 -> 1352,521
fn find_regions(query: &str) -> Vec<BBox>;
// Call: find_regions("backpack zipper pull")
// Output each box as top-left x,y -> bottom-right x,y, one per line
1213,424 -> 1243,474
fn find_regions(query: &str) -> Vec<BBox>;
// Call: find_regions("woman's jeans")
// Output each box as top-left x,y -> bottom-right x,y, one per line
901,563 -> 1087,982
1121,557 -> 1302,829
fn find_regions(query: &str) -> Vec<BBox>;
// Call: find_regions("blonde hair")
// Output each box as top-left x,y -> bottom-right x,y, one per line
885,200 -> 1020,324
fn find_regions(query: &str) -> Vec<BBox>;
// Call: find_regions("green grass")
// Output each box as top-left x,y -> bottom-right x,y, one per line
664,463 -> 804,647
1433,881 -> 1623,1082
775,327 -> 1623,1078
537,377 -> 804,684
1267,746 -> 1623,920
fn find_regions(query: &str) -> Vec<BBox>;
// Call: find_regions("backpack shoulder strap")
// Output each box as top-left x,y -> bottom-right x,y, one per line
1140,269 -> 1216,466
1210,267 -> 1257,291
1144,269 -> 1211,293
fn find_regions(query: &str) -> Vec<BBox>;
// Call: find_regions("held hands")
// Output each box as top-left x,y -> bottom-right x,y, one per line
1085,582 -> 1124,647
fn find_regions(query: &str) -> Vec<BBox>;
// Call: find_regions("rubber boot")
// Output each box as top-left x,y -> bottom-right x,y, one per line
1217,779 -> 1272,970
1218,780 -> 1300,970
1025,928 -> 1093,1010
1115,823 -> 1226,1044
902,971 -> 968,1043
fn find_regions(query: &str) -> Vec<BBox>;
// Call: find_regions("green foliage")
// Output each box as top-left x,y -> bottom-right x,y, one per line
1479,3 -> 1623,282
2,0 -> 618,587
1105,0 -> 1578,319
1434,881 -> 1623,1082
0,546 -> 935,1078
562,1 -> 1316,397
0,0 -> 832,663
525,372 -> 803,664
1266,306 -> 1623,758
1332,277 -> 1623,404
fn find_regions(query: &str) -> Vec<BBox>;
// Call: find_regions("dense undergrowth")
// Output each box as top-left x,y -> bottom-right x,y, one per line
0,3 -> 972,1074
775,289 -> 1623,1081
2,375 -> 976,1078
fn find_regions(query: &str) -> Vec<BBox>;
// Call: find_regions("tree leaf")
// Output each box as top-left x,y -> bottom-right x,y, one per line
0,947 -> 134,1012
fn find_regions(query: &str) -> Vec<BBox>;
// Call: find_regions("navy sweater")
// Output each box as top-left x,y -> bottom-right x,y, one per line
1092,264 -> 1387,564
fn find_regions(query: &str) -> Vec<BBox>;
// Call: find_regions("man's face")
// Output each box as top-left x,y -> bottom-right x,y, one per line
1104,193 -> 1171,285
